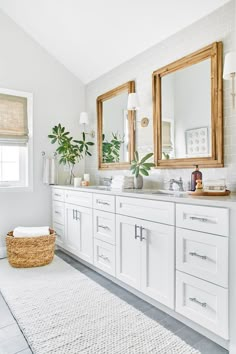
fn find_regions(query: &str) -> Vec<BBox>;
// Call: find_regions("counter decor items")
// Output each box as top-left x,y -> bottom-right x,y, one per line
188,178 -> 231,196
130,151 -> 155,189
48,124 -> 94,184
74,177 -> 82,187
111,175 -> 134,190
191,165 -> 202,191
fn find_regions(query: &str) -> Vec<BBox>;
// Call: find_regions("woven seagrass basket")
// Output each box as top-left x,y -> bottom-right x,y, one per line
6,229 -> 56,268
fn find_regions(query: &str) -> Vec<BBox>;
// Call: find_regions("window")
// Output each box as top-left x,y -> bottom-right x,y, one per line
0,88 -> 33,190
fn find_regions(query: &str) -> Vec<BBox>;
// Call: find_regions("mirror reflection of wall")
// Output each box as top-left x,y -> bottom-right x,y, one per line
102,92 -> 128,163
97,80 -> 135,169
161,59 -> 211,159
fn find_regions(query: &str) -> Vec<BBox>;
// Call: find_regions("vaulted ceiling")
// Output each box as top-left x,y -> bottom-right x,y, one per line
0,0 -> 230,83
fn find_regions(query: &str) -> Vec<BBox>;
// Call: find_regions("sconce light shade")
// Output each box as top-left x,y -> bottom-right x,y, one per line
127,93 -> 140,110
79,112 -> 89,125
223,52 -> 236,80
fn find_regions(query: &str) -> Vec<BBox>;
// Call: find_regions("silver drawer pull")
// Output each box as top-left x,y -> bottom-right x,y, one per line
75,210 -> 80,221
55,211 -> 61,215
98,254 -> 110,262
97,200 -> 110,206
189,252 -> 207,260
189,297 -> 207,308
140,226 -> 146,241
135,224 -> 140,239
98,224 -> 110,231
189,216 -> 208,222
54,193 -> 61,197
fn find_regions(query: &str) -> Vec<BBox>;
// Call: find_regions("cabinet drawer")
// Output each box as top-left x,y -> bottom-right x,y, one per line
53,222 -> 64,246
53,201 -> 64,224
65,190 -> 92,208
52,188 -> 64,202
116,196 -> 174,225
176,271 -> 228,339
94,210 -> 115,244
176,204 -> 229,236
94,239 -> 116,276
176,228 -> 228,287
93,194 -> 115,213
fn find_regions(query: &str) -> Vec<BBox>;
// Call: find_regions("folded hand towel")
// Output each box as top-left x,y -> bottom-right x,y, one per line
13,226 -> 50,238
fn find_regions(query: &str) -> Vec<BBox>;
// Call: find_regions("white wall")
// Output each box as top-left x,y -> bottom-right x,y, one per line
0,10 -> 85,253
85,1 -> 236,191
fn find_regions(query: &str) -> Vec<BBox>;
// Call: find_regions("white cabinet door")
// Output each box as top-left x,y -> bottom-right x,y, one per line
140,220 -> 175,309
77,205 -> 93,264
65,203 -> 93,264
53,222 -> 65,247
65,203 -> 80,255
116,214 -> 175,308
116,215 -> 141,290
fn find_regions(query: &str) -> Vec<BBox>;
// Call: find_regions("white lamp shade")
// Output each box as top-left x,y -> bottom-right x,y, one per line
223,52 -> 236,80
127,93 -> 140,110
79,112 -> 89,125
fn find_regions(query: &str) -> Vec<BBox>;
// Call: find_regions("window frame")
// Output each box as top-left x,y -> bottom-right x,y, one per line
0,88 -> 33,192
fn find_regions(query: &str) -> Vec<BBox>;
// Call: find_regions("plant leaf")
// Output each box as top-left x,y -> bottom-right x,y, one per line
140,168 -> 149,176
140,152 -> 153,164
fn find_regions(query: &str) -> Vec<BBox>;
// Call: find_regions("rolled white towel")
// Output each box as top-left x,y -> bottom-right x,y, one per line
13,226 -> 50,238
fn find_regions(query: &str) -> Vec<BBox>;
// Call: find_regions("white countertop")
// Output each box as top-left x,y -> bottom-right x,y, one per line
51,185 -> 236,207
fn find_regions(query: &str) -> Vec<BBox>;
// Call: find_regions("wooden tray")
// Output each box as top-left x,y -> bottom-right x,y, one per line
188,190 -> 231,196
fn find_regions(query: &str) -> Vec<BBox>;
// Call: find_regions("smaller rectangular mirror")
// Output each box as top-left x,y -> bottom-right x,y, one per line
97,81 -> 135,170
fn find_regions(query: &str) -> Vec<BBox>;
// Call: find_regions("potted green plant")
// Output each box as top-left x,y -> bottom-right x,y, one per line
130,151 -> 155,189
48,123 -> 94,184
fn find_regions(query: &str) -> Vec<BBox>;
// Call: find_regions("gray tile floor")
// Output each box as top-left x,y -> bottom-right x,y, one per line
0,250 -> 228,354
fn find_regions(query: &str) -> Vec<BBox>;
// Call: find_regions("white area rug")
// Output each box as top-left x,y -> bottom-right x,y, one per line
0,256 -> 200,354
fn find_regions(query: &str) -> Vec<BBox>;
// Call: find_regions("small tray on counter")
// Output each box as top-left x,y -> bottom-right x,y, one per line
188,190 -> 231,196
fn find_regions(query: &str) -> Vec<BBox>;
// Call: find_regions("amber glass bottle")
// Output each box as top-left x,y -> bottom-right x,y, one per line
191,165 -> 202,191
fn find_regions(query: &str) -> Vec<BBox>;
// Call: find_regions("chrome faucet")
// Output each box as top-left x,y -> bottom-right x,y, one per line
169,177 -> 184,191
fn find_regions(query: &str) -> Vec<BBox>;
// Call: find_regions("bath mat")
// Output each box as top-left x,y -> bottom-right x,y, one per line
0,256 -> 200,354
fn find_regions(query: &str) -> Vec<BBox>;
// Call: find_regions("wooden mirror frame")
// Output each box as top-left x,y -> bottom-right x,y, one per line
152,42 -> 223,169
97,81 -> 135,170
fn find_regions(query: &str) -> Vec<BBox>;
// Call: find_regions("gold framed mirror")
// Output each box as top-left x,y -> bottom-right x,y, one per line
153,42 -> 223,168
97,81 -> 135,170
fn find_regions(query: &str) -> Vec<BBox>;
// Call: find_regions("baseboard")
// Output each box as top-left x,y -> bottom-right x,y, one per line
0,246 -> 6,259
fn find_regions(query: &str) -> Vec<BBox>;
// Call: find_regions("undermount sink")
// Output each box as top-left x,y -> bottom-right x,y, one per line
84,186 -> 187,197
86,185 -> 111,191
133,189 -> 188,197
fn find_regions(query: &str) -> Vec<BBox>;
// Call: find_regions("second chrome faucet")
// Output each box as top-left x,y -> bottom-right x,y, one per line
169,177 -> 184,191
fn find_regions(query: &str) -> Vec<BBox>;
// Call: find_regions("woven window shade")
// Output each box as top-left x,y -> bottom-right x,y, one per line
0,93 -> 28,144
162,121 -> 173,152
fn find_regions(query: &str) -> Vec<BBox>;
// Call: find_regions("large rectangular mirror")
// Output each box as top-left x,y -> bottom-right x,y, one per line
153,42 -> 223,168
97,81 -> 135,169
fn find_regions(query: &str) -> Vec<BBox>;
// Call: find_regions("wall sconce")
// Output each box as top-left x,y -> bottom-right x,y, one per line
127,93 -> 149,127
223,51 -> 236,109
79,112 -> 95,138
127,93 -> 140,110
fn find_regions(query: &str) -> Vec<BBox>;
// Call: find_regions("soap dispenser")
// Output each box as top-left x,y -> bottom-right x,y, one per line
191,165 -> 202,191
